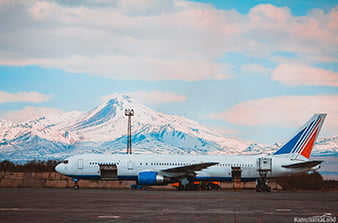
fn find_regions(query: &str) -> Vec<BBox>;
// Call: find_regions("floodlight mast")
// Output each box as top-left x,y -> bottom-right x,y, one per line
125,109 -> 134,154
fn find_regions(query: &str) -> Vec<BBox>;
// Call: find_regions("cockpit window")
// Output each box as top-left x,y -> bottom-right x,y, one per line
63,160 -> 69,164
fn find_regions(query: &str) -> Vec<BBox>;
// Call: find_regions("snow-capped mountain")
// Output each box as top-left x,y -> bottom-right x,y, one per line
0,94 -> 337,162
315,136 -> 338,156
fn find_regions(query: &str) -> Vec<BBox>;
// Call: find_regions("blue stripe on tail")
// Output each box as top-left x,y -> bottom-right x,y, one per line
274,128 -> 306,155
273,114 -> 326,158
290,119 -> 316,154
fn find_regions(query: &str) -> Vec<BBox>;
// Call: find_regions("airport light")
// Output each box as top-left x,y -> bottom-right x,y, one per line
125,109 -> 134,154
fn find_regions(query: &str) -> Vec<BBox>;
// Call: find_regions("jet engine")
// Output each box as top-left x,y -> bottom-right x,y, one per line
137,171 -> 170,185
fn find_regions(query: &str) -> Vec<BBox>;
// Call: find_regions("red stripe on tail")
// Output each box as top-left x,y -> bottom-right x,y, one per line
300,128 -> 319,159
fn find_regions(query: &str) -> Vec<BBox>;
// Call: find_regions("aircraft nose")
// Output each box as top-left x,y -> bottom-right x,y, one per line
55,163 -> 64,174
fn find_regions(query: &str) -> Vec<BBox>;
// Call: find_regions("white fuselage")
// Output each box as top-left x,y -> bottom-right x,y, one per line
55,153 -> 313,182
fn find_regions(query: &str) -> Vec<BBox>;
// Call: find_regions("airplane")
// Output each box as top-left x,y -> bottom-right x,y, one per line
55,113 -> 326,191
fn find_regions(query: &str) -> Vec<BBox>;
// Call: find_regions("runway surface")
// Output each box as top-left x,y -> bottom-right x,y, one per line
0,188 -> 337,223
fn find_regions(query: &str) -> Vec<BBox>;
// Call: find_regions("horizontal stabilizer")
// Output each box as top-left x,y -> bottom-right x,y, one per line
282,160 -> 322,169
163,162 -> 218,173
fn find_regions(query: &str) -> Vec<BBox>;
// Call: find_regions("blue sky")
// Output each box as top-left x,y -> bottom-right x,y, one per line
190,0 -> 338,16
0,0 -> 337,144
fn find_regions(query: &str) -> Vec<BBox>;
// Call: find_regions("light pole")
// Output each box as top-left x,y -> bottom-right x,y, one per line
125,109 -> 134,154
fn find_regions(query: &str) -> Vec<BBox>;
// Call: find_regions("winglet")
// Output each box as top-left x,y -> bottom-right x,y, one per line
274,114 -> 326,159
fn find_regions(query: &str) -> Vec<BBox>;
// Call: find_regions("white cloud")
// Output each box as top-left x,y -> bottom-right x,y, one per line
245,4 -> 338,62
271,64 -> 338,86
116,0 -> 175,16
211,95 -> 338,134
242,64 -> 272,75
0,1 -> 337,82
0,0 -> 235,81
0,106 -> 62,122
0,91 -> 52,104
103,91 -> 187,104
206,125 -> 239,136
28,1 -> 57,19
127,90 -> 187,104
16,55 -> 231,81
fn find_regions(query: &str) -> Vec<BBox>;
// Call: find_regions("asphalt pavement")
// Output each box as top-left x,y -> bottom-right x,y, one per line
0,188 -> 337,223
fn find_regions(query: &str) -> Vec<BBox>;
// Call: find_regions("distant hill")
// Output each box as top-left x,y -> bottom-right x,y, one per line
0,94 -> 337,163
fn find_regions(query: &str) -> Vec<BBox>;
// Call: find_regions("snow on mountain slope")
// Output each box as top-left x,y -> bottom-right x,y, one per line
315,136 -> 338,156
0,94 -> 337,162
63,94 -> 229,143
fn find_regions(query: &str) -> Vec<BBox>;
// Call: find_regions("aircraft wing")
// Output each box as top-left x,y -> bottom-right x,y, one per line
162,162 -> 218,173
282,160 -> 322,169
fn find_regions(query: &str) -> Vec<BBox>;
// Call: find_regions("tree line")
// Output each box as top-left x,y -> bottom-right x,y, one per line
276,171 -> 324,190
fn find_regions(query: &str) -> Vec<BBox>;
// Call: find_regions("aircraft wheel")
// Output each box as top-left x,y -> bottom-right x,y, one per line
255,185 -> 262,192
74,185 -> 80,190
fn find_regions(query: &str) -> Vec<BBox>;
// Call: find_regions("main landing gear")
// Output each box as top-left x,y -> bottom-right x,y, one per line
130,184 -> 145,190
255,173 -> 271,192
174,181 -> 221,191
256,158 -> 272,192
72,178 -> 80,190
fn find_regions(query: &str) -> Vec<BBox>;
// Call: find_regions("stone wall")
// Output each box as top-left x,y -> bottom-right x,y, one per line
0,171 -> 133,188
0,171 -> 282,190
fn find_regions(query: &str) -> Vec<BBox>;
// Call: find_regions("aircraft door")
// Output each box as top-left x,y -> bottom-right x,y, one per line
100,164 -> 118,180
77,159 -> 84,169
127,161 -> 133,170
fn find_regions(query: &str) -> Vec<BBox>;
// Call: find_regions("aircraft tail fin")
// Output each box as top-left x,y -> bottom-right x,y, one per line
273,114 -> 326,160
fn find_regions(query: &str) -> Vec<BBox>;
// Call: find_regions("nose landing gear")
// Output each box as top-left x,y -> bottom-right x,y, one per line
72,178 -> 80,190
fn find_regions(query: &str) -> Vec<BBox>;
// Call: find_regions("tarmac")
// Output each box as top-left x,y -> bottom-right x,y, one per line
0,188 -> 337,223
